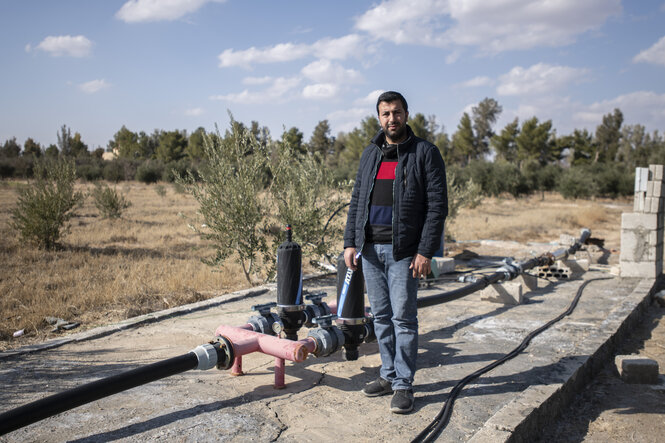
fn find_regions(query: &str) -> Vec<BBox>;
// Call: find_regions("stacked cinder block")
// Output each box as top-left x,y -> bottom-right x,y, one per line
620,165 -> 664,278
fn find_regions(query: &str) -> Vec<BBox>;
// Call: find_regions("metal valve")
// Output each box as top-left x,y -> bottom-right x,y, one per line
247,302 -> 283,336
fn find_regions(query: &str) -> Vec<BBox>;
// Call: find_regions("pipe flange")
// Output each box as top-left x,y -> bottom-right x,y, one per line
277,304 -> 306,313
214,335 -> 235,370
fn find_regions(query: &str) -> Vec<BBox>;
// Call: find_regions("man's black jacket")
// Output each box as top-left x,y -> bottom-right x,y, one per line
343,126 -> 448,261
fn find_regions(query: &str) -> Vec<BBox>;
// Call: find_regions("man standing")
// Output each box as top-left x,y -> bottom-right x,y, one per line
344,91 -> 447,413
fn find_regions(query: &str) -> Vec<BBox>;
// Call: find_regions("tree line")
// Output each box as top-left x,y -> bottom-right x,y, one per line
2,98 -> 665,198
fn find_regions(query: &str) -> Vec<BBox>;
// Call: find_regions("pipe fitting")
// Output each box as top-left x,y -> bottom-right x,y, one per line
247,302 -> 283,336
303,293 -> 331,327
212,335 -> 235,370
307,315 -> 345,358
193,343 -> 218,371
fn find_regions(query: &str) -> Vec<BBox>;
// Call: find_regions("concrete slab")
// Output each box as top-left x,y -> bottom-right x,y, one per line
0,270 -> 656,442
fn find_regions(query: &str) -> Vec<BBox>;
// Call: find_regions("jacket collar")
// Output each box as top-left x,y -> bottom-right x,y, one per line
371,125 -> 415,150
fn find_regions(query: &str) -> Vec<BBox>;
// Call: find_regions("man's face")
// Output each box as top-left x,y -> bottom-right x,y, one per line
378,100 -> 409,144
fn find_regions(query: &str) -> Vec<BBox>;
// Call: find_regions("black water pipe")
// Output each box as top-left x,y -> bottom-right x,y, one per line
0,341 -> 233,436
416,228 -> 591,309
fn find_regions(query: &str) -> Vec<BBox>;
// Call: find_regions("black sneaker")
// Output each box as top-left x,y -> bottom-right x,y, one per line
390,389 -> 414,414
362,377 -> 393,397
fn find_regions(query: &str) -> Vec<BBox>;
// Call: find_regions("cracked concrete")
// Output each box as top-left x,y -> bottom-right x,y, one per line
0,263 -> 657,442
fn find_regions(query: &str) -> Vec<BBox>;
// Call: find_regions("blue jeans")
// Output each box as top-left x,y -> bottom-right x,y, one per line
362,243 -> 418,390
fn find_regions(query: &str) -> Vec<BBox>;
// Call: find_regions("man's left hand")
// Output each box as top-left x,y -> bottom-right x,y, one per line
410,254 -> 431,279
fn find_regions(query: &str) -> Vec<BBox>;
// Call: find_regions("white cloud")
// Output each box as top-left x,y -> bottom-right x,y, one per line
184,107 -> 204,116
302,83 -> 338,100
354,90 -> 385,106
497,63 -> 589,96
574,91 -> 665,130
79,79 -> 110,94
355,0 -> 450,46
116,0 -> 225,23
459,76 -> 493,88
634,36 -> 665,67
210,76 -> 301,104
327,107 -> 376,133
355,0 -> 621,54
35,35 -> 92,57
218,34 -> 365,68
301,59 -> 362,84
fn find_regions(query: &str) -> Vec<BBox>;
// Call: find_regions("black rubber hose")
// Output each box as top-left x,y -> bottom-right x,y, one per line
412,276 -> 612,443
417,273 -> 504,308
0,352 -> 198,436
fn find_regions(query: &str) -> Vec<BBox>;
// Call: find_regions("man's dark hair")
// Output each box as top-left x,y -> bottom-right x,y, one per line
376,91 -> 408,115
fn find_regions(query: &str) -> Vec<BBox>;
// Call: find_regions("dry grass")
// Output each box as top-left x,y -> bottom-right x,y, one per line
448,193 -> 628,248
1,182 -> 631,350
0,181 -> 264,348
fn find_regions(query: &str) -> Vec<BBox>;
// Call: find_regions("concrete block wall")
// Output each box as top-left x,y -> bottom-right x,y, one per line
620,165 -> 664,277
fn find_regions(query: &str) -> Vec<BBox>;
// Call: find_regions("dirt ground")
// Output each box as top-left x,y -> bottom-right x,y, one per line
4,188 -> 664,440
539,295 -> 665,442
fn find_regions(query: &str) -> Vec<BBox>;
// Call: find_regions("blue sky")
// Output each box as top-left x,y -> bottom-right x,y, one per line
1,0 -> 664,150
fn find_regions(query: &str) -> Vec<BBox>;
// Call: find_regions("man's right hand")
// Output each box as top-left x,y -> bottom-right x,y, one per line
344,247 -> 358,271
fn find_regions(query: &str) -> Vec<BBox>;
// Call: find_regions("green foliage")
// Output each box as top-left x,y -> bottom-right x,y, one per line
156,130 -> 187,163
57,125 -> 89,157
308,120 -> 334,159
461,160 -> 529,197
177,119 -> 270,284
472,97 -> 502,157
451,112 -> 475,165
103,160 -> 126,182
336,116 -> 380,179
594,108 -> 623,163
109,125 -> 142,158
491,118 -> 519,163
1,137 -> 21,158
269,140 -> 351,271
445,169 -> 482,222
91,182 -> 131,219
186,127 -> 206,160
557,167 -> 596,199
515,117 -> 556,166
135,160 -> 164,183
10,157 -> 84,249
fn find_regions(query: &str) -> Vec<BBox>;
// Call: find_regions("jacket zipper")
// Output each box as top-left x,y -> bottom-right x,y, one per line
360,146 -> 382,254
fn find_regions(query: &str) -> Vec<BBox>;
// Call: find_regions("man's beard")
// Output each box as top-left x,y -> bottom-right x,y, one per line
385,123 -> 407,141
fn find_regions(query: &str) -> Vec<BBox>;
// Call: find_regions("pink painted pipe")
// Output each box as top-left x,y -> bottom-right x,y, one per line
215,325 -> 317,362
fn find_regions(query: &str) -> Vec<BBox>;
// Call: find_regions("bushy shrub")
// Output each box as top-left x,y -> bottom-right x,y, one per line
77,164 -> 103,181
557,167 -> 597,199
462,160 -> 530,197
0,157 -> 34,178
91,182 -> 131,219
162,159 -> 193,182
0,159 -> 15,178
10,157 -> 84,249
135,160 -> 164,184
103,160 -> 126,182
590,163 -> 633,197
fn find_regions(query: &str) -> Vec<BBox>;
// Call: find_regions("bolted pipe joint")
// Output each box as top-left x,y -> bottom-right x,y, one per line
307,315 -> 345,358
303,292 -> 331,328
247,302 -> 283,336
211,336 -> 235,370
